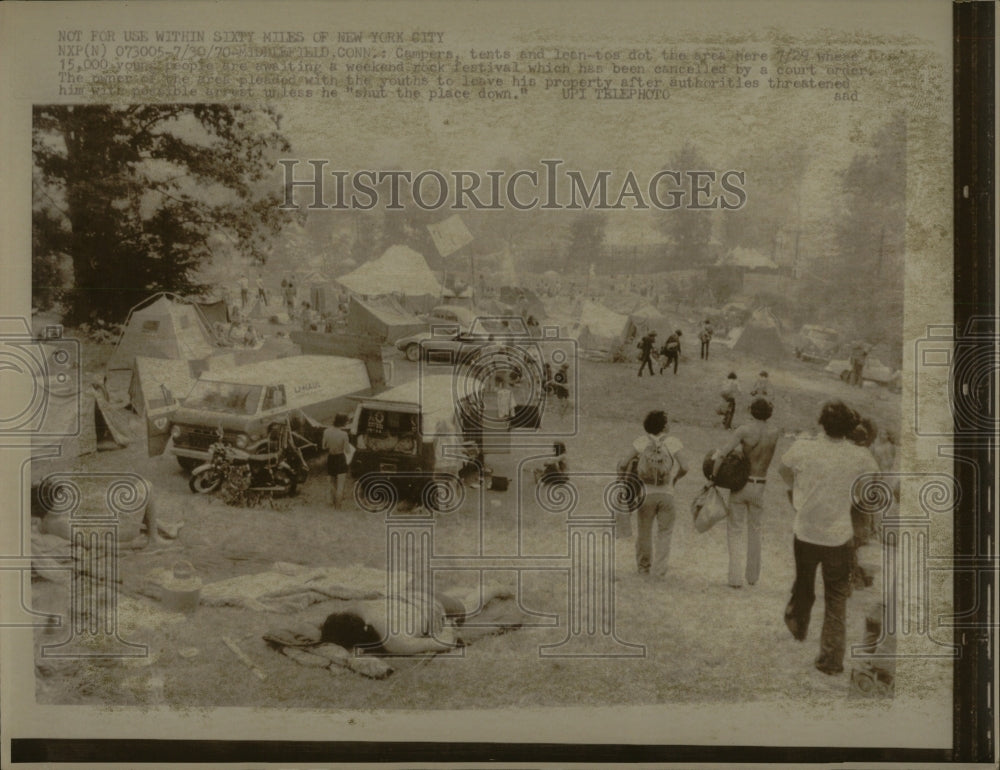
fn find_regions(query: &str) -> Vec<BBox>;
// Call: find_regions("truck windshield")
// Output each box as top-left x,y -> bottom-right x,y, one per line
183,381 -> 262,415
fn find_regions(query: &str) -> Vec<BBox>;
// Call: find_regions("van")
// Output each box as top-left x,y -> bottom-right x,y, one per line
349,374 -> 486,506
160,355 -> 374,470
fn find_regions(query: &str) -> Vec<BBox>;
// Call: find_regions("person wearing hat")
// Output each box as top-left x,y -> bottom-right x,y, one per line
636,331 -> 657,377
659,330 -> 683,375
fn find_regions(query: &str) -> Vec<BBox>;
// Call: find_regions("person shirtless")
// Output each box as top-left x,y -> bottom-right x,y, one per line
713,397 -> 781,587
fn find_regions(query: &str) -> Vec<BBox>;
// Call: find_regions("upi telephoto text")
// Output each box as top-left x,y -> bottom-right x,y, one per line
279,159 -> 748,211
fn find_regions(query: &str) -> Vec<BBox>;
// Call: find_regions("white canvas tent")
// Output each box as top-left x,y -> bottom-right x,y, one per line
729,307 -> 787,360
337,245 -> 442,300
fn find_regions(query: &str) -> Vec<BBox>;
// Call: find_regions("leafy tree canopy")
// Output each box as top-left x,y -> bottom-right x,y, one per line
33,104 -> 293,324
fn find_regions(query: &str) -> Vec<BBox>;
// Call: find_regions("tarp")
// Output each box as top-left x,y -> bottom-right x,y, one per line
730,308 -> 787,360
337,245 -> 442,298
129,356 -> 197,416
345,296 -> 426,343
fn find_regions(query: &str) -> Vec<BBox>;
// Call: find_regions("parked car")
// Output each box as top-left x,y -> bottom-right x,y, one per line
794,324 -> 841,364
394,315 -> 516,363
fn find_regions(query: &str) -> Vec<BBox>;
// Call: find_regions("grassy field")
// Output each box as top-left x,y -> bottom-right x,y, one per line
32,333 -> 949,718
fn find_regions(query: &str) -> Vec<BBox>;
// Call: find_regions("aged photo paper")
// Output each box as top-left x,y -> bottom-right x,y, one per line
0,0 -> 975,766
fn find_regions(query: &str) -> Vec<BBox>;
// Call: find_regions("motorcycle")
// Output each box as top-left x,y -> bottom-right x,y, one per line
188,420 -> 309,499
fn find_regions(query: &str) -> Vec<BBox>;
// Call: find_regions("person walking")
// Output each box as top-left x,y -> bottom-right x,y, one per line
848,341 -> 868,387
659,330 -> 682,375
720,372 -> 740,429
322,414 -> 351,509
778,400 -> 879,675
699,319 -> 714,360
637,332 -> 656,377
713,398 -> 780,588
256,274 -> 268,306
750,371 -> 772,405
617,410 -> 688,578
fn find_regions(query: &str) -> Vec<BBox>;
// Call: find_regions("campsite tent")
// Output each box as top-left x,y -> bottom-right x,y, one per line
106,294 -> 216,397
337,246 -> 443,312
34,383 -> 131,459
499,286 -> 546,321
196,299 -> 230,328
623,304 -> 668,356
730,308 -> 787,360
345,296 -> 427,344
574,300 -> 631,359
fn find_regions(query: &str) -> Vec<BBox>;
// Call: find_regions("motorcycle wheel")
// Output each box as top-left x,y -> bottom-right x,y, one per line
273,468 -> 297,497
189,468 -> 223,494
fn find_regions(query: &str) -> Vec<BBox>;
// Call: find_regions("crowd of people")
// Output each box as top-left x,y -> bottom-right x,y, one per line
637,319 -> 717,377
613,397 -> 896,678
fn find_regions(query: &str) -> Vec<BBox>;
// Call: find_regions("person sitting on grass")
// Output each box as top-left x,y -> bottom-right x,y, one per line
750,371 -> 772,404
533,441 -> 569,486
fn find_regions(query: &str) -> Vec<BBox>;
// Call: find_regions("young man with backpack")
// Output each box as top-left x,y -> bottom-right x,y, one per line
659,330 -> 683,375
712,398 -> 781,588
617,410 -> 689,578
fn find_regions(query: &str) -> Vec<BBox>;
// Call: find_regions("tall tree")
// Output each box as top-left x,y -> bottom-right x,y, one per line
32,104 -> 293,324
655,143 -> 714,266
802,115 -> 906,346
565,211 -> 606,270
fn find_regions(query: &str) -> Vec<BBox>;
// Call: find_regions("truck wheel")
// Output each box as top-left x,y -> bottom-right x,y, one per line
177,457 -> 199,474
405,343 -> 421,362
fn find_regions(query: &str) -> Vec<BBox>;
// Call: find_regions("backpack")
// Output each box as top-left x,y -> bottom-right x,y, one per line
702,448 -> 750,492
636,435 -> 674,486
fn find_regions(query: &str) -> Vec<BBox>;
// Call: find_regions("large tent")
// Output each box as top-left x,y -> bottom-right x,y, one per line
729,308 -> 787,360
345,296 -> 426,343
106,294 -> 216,397
337,246 -> 443,312
622,304 -> 677,357
34,383 -> 131,460
573,300 -> 631,359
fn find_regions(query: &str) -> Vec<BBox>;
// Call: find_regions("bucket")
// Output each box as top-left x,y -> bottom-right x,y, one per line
157,561 -> 202,614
